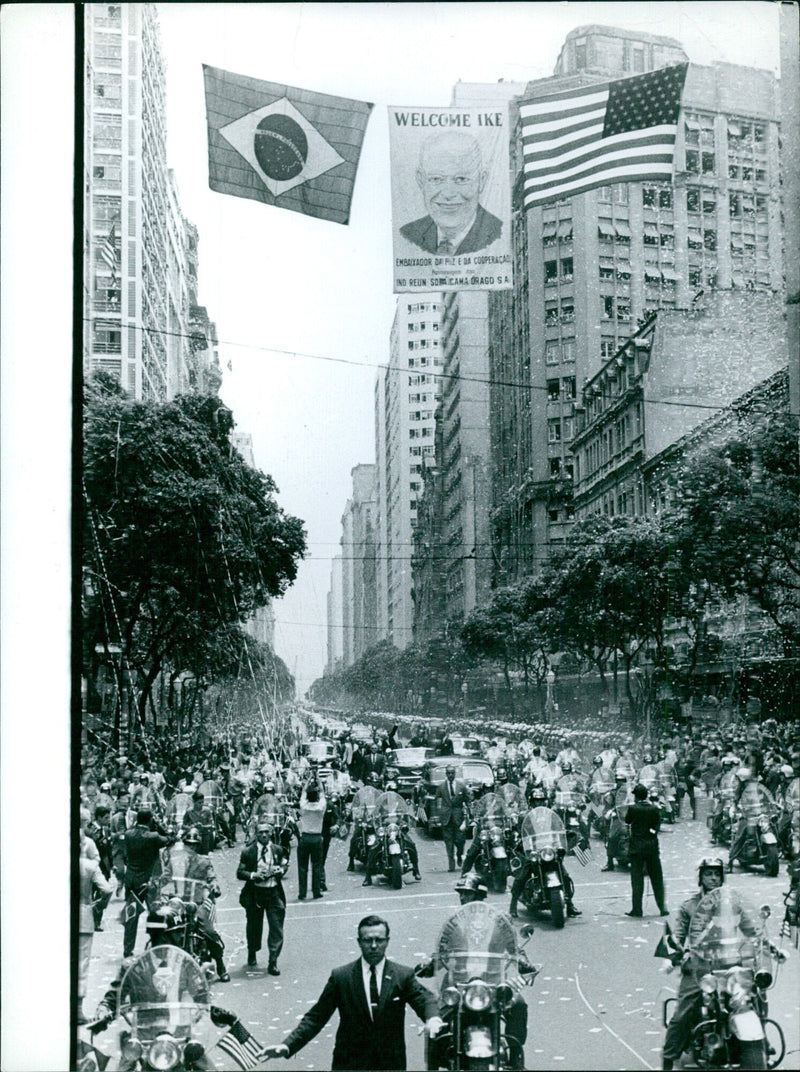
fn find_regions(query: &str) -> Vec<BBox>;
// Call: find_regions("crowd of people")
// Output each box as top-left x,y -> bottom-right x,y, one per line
77,707 -> 799,1069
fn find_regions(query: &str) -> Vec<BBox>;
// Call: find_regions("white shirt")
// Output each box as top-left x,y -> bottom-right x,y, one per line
361,956 -> 386,1020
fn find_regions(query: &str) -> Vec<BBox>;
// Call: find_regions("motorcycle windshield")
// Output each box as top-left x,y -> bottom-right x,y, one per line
436,902 -> 518,985
156,847 -> 210,904
656,764 -> 676,790
540,763 -> 561,789
118,946 -> 210,1043
719,773 -> 739,800
590,771 -> 615,801
197,779 -> 223,813
739,783 -> 776,819
615,758 -> 636,780
376,790 -> 408,823
553,775 -> 582,808
498,784 -> 525,816
351,786 -> 381,819
639,765 -> 659,787
473,793 -> 508,823
615,786 -> 634,820
165,793 -> 193,827
253,794 -> 287,827
686,887 -> 765,971
520,807 -> 568,853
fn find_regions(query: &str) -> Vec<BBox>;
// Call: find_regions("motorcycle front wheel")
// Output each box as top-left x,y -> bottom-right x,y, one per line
550,887 -> 566,929
764,844 -> 780,878
391,855 -> 403,890
738,1039 -> 767,1070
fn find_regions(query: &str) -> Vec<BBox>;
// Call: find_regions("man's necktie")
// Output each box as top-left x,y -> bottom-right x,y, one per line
437,239 -> 453,255
369,965 -> 379,1019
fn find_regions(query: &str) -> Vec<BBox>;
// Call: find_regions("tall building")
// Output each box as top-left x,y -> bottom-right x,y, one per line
340,464 -> 378,667
326,554 -> 344,675
374,297 -> 443,649
489,25 -> 783,582
84,3 -> 220,399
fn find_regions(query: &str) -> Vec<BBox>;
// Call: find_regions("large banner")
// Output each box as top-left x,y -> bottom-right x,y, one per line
389,106 -> 512,293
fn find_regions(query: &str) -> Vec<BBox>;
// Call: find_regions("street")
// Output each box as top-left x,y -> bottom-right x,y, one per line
85,807 -> 800,1071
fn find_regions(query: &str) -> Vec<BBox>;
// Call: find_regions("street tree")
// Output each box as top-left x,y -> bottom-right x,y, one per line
83,372 -> 306,738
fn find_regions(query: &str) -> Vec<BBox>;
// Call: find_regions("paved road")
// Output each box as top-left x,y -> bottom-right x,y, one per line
85,809 -> 800,1070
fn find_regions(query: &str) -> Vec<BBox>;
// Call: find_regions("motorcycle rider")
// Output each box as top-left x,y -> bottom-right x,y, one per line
602,772 -> 632,872
508,837 -> 582,920
179,827 -> 230,981
727,767 -> 762,871
660,857 -> 786,1071
362,789 -> 422,886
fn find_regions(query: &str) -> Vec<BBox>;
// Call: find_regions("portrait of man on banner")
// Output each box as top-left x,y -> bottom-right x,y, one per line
401,131 -> 502,256
389,107 -> 512,294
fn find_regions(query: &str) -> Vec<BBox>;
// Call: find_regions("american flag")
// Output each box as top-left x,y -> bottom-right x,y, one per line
520,63 -> 688,209
98,222 -> 119,284
215,1018 -> 265,1070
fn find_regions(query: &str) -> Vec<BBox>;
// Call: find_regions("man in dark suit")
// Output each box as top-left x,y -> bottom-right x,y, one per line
436,764 -> 470,872
121,808 -> 174,957
625,783 -> 669,917
237,819 -> 288,974
400,131 -> 503,256
261,915 -> 443,1070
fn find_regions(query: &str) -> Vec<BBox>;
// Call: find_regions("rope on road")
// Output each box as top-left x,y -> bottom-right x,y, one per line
573,966 -> 656,1071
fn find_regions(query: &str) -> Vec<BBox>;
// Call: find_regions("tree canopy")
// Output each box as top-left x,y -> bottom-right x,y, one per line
83,373 -> 306,730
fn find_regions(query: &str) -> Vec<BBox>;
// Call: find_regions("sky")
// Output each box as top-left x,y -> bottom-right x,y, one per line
155,1 -> 782,695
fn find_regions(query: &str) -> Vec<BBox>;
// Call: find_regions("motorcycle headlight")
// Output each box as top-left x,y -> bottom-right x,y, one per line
147,1036 -> 181,1070
526,851 -> 539,862
464,980 -> 492,1011
540,848 -> 555,861
754,967 -> 773,990
441,985 -> 461,1007
700,973 -> 717,995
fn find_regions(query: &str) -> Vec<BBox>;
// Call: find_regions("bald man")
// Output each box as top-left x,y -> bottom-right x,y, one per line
400,131 -> 502,255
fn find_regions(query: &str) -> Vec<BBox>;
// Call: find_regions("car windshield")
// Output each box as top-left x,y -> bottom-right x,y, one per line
389,748 -> 433,766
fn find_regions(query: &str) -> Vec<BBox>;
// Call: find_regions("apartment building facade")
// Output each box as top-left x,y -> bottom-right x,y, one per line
488,25 -> 783,582
84,3 -> 220,399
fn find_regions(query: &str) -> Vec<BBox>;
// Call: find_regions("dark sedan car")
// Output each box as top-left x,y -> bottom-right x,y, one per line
384,747 -> 436,799
417,757 -> 495,834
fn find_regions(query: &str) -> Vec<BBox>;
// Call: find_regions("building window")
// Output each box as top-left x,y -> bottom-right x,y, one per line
603,296 -> 615,319
615,183 -> 629,204
544,260 -> 558,283
547,379 -> 560,401
562,376 -> 576,399
545,341 -> 560,364
632,47 -> 644,72
560,301 -> 574,323
575,41 -> 587,69
550,458 -> 562,477
598,185 -> 612,203
562,417 -> 574,440
548,419 -> 561,442
562,340 -> 576,363
685,149 -> 700,174
560,256 -> 573,279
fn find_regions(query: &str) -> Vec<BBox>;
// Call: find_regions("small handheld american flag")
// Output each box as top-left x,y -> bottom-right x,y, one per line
214,1018 -> 265,1070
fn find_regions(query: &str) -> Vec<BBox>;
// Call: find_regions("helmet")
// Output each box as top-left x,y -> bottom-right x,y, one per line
592,756 -> 603,767
643,753 -> 652,764
183,826 -> 201,846
367,772 -> 380,786
698,856 -> 726,886
454,872 -> 488,901
561,761 -> 573,774
146,906 -> 182,945
547,753 -> 557,764
722,756 -> 738,767
264,781 -> 276,794
385,780 -> 398,792
615,770 -> 627,783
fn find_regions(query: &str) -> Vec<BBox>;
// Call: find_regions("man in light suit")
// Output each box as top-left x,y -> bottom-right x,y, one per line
436,764 -> 471,872
400,131 -> 503,256
262,915 -> 443,1070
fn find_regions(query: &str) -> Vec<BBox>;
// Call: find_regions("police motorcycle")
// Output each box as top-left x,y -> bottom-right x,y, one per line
604,785 -> 632,870
731,781 -> 781,878
514,807 -> 572,928
656,761 -> 680,823
709,772 -> 740,848
588,763 -> 616,840
347,785 -> 382,871
468,794 -> 512,894
552,772 -> 587,854
497,784 -> 526,855
662,888 -> 787,1070
195,779 -> 225,849
248,790 -> 297,852
373,790 -> 416,889
112,945 -> 220,1070
539,758 -> 561,799
419,901 -> 539,1070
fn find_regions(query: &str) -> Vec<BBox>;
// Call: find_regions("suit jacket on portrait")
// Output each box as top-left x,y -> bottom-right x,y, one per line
400,203 -> 503,255
237,839 -> 288,910
283,957 -> 437,1071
